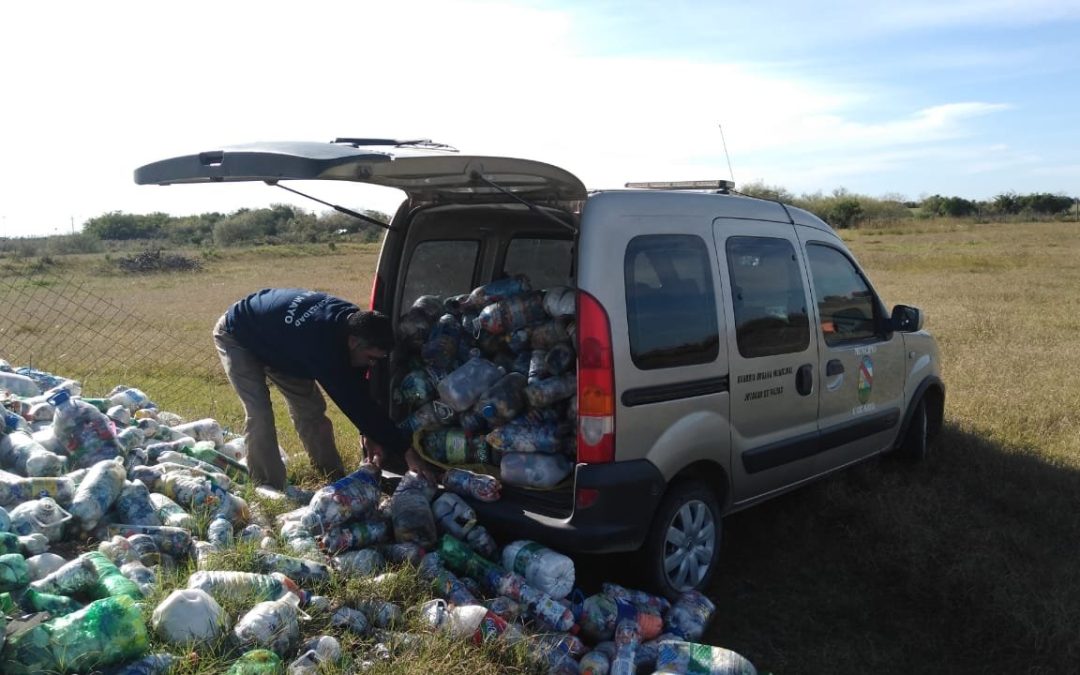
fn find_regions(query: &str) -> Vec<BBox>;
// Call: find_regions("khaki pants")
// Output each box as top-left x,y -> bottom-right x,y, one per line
213,315 -> 345,489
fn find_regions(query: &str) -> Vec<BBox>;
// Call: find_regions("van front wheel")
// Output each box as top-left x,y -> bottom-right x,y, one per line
639,480 -> 722,599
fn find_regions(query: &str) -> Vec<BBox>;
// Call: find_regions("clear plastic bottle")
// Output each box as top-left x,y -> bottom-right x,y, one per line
464,274 -> 531,309
421,429 -> 493,465
432,492 -> 476,538
319,519 -> 390,553
0,371 -> 41,396
26,552 -> 67,581
114,481 -> 162,527
280,521 -> 319,556
171,418 -> 224,447
331,606 -> 371,635
302,463 -> 382,532
107,653 -> 179,675
357,599 -> 403,629
258,551 -> 331,583
120,559 -> 157,596
473,291 -> 548,335
487,421 -> 564,454
499,452 -> 573,489
394,369 -> 436,409
543,286 -> 577,318
464,524 -> 499,560
148,492 -> 196,530
21,586 -> 82,616
422,314 -> 463,370
188,570 -> 304,605
436,354 -> 504,412
610,602 -> 641,675
545,343 -> 577,375
390,472 -> 437,548
529,320 -> 570,350
474,372 -> 528,425
207,516 -> 234,550
442,467 -> 502,502
70,458 -> 127,532
501,539 -> 576,600
579,649 -> 612,675
663,589 -> 716,642
333,548 -> 385,575
0,553 -> 30,591
227,649 -> 283,675
0,429 -> 65,477
30,556 -> 97,596
397,307 -> 435,349
234,593 -> 303,656
107,386 -> 154,412
9,497 -> 71,543
104,524 -> 194,559
48,389 -> 124,469
398,400 -> 456,433
527,349 -> 548,384
524,373 -> 577,408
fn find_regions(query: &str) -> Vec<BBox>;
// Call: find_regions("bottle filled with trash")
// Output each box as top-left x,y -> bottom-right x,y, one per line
399,400 -> 457,434
47,389 -> 124,469
421,429 -> 493,465
390,472 -> 438,548
442,468 -> 502,502
436,354 -> 504,412
473,372 -> 528,426
464,275 -> 531,309
499,452 -> 573,489
472,291 -> 548,335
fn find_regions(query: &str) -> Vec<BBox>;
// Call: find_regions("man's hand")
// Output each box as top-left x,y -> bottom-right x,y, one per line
362,437 -> 385,468
405,447 -> 439,484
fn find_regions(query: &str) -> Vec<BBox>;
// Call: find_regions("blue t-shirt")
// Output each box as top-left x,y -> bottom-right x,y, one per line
225,288 -> 406,454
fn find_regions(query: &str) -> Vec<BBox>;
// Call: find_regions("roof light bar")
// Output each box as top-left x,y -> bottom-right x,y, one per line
624,179 -> 735,191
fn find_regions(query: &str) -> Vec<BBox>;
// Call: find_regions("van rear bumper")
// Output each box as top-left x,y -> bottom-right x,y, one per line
468,459 -> 667,554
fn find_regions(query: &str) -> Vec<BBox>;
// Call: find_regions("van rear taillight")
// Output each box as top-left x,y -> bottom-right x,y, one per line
369,274 -> 383,311
577,290 -> 615,464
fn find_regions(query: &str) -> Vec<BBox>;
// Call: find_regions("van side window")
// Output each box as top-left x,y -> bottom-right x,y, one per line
726,236 -> 811,358
503,238 -> 574,289
624,235 -> 719,370
401,240 -> 479,309
806,244 -> 879,346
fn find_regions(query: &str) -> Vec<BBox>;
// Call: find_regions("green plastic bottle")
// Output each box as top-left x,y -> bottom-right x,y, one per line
82,551 -> 143,600
21,587 -> 83,617
1,594 -> 149,674
0,553 -> 29,591
226,649 -> 284,674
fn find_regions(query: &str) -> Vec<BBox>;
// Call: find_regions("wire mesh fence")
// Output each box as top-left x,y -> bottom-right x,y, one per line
0,269 -> 226,420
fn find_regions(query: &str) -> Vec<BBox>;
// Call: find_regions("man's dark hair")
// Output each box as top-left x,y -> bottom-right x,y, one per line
346,310 -> 395,351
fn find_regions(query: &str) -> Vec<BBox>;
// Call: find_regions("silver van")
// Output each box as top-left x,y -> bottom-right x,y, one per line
137,139 -> 945,597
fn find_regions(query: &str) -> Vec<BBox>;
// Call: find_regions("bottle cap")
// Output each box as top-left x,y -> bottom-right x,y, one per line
46,389 -> 71,407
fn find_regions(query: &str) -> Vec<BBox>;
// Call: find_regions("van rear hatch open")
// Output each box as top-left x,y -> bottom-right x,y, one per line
134,139 -> 586,205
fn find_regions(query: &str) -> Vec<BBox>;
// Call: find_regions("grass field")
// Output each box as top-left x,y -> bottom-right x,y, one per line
2,220 -> 1079,673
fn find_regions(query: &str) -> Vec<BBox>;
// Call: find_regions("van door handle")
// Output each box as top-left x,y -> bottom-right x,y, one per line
826,359 -> 844,376
795,364 -> 814,396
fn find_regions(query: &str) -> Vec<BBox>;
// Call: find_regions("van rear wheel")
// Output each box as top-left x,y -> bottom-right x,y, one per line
639,480 -> 722,599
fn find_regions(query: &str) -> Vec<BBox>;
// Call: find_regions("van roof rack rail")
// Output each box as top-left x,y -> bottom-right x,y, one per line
624,179 -> 734,193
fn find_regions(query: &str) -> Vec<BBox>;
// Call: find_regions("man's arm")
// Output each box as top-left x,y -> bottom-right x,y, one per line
319,370 -> 409,456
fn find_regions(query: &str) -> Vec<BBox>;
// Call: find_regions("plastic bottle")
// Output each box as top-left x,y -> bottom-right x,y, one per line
653,640 -> 758,675
319,519 -> 390,553
26,552 -> 67,581
398,399 -> 457,433
610,601 -> 641,675
443,467 -> 502,502
258,551 -> 331,583
301,462 -> 382,532
83,550 -> 143,600
288,634 -> 342,674
0,429 -> 65,477
474,372 -> 528,425
107,386 -> 154,412
0,475 -> 75,508
21,586 -> 82,616
0,371 -> 41,396
171,418 -> 225,447
227,649 -> 283,675
421,428 -> 493,465
8,497 -> 72,543
105,524 -> 194,558
397,307 -> 435,349
436,354 -> 504,412
105,653 -> 179,675
70,458 -> 127,531
422,313 -> 464,370
390,471 -> 438,548
48,389 -> 124,469
148,492 -> 197,530
120,559 -> 157,595
188,570 -> 305,605
357,599 -> 403,629
524,373 -> 577,408
432,492 -> 476,539
458,409 -> 489,434
107,404 -> 131,426
151,587 -> 228,643
18,532 -> 47,556
499,452 -> 573,489
207,516 -> 234,550
333,548 -> 385,575
0,594 -> 149,675
0,553 -> 29,591
545,343 -> 577,375
473,291 -> 548,335
375,541 -> 426,565
487,421 -> 565,454
419,552 -> 479,605
221,436 -> 247,462
162,472 -> 217,511
234,593 -> 304,656
464,275 -> 531,309
664,589 -> 716,642
187,442 -> 250,480
543,286 -> 577,318
580,649 -> 612,675
507,327 -> 532,354
30,556 -> 97,596
527,349 -> 549,384
464,524 -> 499,559
114,481 -> 162,527
116,426 -> 146,456
395,369 -> 436,409
529,320 -> 570,350
502,540 -> 576,600
280,520 -> 319,556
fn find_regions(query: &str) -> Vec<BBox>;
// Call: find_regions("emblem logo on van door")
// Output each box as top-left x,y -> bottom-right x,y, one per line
857,356 -> 874,404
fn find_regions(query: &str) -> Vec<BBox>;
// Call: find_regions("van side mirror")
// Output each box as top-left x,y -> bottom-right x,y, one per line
890,305 -> 924,332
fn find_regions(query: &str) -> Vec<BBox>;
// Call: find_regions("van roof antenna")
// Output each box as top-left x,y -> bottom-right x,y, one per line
718,122 -> 736,185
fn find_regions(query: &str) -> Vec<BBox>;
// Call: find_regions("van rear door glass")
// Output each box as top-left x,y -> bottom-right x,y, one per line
503,238 -> 574,289
401,240 -> 479,309
726,236 -> 811,358
624,234 -> 720,370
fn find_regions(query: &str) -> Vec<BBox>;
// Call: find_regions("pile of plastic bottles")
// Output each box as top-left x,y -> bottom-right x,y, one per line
0,359 -> 758,674
395,276 -> 580,491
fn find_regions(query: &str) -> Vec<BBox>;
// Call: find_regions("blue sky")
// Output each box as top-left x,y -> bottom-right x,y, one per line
2,0 -> 1078,237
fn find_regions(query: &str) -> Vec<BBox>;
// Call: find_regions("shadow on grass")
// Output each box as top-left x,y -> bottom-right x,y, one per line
571,423 -> 1079,674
